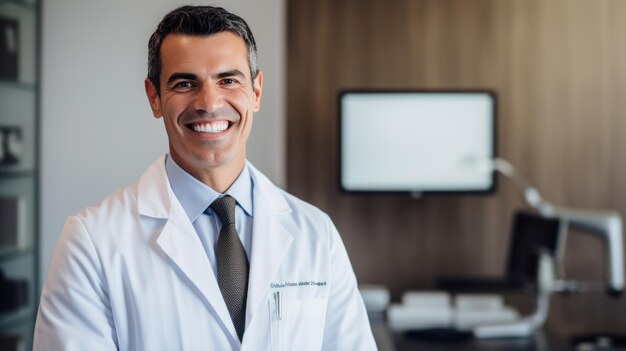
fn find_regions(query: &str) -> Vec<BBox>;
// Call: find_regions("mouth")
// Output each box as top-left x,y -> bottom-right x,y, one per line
185,120 -> 232,134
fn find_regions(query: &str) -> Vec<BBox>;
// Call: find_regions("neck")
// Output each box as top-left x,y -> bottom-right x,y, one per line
170,154 -> 245,194
198,164 -> 244,193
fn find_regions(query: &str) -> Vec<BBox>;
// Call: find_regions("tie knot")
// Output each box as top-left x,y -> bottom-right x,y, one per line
210,195 -> 236,225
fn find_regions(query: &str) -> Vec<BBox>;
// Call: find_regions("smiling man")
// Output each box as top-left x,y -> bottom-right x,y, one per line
148,31 -> 259,192
34,6 -> 376,351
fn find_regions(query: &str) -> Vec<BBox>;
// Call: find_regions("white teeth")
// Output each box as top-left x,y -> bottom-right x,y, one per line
192,121 -> 229,133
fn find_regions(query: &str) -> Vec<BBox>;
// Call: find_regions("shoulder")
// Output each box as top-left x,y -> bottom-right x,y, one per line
280,189 -> 331,224
249,162 -> 330,222
73,181 -> 140,229
249,163 -> 337,240
52,180 -> 142,273
60,181 -> 142,253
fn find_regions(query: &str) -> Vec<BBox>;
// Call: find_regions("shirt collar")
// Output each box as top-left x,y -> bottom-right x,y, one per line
165,154 -> 253,223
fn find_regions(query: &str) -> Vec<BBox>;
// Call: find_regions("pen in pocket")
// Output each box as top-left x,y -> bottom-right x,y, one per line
274,291 -> 282,320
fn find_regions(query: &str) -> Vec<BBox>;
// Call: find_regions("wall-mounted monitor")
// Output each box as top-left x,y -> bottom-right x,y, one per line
339,90 -> 496,195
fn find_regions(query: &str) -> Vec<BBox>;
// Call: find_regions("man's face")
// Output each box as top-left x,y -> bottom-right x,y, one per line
145,31 -> 262,178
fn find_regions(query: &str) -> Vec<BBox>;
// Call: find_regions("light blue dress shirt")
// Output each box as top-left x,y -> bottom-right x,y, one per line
165,155 -> 254,279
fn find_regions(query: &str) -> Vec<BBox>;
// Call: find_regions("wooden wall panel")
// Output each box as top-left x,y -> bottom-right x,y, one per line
287,0 -> 626,333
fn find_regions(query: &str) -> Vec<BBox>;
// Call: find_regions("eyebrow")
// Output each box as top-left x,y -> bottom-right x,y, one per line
215,69 -> 246,79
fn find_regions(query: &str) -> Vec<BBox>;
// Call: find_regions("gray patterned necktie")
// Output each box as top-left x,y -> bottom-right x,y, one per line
211,195 -> 249,341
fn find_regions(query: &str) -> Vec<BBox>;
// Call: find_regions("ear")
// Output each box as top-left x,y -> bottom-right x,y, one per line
144,78 -> 163,118
252,71 -> 263,112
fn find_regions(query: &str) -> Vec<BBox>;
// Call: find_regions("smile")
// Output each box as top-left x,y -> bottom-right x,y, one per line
188,121 -> 231,134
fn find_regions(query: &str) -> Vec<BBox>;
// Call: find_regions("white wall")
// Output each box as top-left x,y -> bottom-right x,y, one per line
40,0 -> 285,285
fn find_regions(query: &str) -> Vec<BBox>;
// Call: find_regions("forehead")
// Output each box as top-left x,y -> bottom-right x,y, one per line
159,32 -> 250,76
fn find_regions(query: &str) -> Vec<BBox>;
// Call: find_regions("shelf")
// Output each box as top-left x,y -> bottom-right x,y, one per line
0,0 -> 35,11
0,247 -> 33,262
0,80 -> 36,91
0,169 -> 35,178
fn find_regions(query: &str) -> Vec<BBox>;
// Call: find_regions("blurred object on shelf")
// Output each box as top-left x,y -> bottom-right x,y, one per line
0,16 -> 19,81
360,284 -> 390,314
0,269 -> 28,313
0,126 -> 22,167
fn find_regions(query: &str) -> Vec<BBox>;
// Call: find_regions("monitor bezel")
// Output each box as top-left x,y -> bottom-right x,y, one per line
338,89 -> 498,196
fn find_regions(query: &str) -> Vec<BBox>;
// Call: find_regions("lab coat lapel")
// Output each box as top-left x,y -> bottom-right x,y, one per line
156,204 -> 238,341
245,164 -> 293,332
138,156 -> 238,342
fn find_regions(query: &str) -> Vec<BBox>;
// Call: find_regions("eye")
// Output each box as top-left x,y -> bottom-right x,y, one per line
220,78 -> 240,86
172,81 -> 195,92
176,81 -> 193,88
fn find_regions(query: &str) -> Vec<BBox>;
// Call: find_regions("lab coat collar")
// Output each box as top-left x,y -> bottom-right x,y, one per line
137,155 -> 171,219
137,156 -> 294,345
137,157 -> 264,218
165,154 -> 254,223
245,160 -> 290,215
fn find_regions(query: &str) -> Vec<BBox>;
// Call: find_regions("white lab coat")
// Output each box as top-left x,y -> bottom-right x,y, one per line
34,156 -> 376,351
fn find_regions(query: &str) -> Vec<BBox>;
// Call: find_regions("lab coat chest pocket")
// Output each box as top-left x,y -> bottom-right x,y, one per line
269,297 -> 328,351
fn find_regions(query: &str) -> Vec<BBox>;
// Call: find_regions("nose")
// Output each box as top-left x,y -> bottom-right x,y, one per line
193,83 -> 223,114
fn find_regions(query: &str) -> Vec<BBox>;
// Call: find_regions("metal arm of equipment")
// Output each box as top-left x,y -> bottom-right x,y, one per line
490,158 -> 625,296
474,250 -> 555,339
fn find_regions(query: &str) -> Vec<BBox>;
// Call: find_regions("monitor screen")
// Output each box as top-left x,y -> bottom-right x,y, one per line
339,90 -> 496,194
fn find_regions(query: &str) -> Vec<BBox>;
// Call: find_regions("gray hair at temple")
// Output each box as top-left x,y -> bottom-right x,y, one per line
147,5 -> 259,95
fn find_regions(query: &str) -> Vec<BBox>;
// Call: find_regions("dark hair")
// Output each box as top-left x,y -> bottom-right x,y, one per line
147,6 -> 258,95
